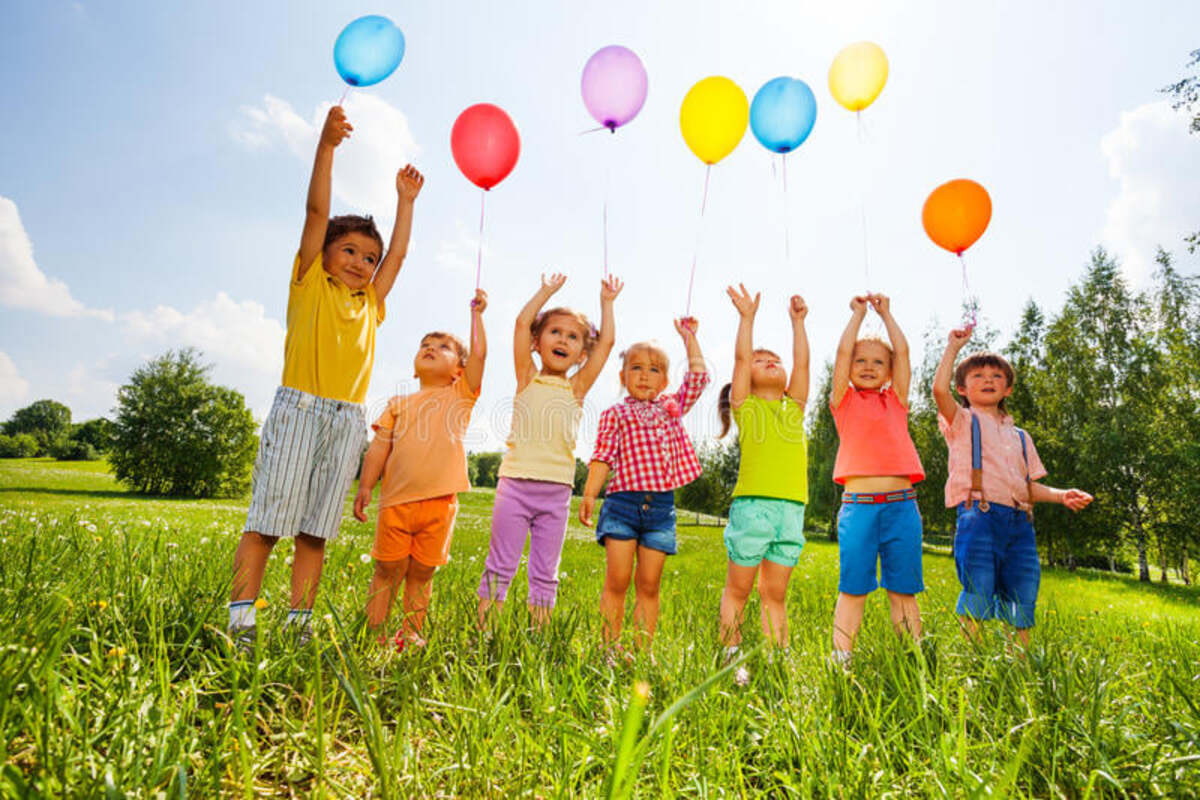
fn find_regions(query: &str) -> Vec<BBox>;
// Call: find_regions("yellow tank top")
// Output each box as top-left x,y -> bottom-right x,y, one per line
497,375 -> 582,485
280,252 -> 383,403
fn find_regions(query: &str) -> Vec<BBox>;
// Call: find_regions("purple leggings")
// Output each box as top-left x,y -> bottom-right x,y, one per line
477,477 -> 572,608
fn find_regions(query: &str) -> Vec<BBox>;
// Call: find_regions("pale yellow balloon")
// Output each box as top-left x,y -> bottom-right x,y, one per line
828,42 -> 889,112
679,76 -> 749,165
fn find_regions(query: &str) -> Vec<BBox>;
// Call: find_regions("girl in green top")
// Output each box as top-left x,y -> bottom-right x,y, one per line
715,284 -> 810,666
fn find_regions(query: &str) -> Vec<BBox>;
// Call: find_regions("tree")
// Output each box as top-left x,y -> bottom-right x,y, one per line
4,399 -> 71,456
110,349 -> 257,497
676,438 -> 739,518
71,418 -> 114,453
468,451 -> 503,488
805,362 -> 840,539
1161,48 -> 1200,252
0,433 -> 38,458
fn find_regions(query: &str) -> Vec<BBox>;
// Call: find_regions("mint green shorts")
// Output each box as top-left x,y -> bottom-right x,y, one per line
724,497 -> 806,567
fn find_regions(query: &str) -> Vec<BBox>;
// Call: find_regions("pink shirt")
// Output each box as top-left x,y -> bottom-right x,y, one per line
939,406 -> 1047,508
831,387 -> 924,484
591,370 -> 710,493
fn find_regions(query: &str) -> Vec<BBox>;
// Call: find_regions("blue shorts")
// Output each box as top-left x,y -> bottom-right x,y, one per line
837,496 -> 924,594
953,502 -> 1041,627
596,491 -> 677,555
723,497 -> 806,568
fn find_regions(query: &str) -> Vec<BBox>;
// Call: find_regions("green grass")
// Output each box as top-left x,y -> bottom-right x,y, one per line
1,457 -> 1198,797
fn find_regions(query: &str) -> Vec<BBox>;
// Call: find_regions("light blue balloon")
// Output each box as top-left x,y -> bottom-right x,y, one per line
749,77 -> 817,154
333,15 -> 405,88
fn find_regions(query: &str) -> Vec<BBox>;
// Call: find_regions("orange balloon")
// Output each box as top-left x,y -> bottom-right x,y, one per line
922,179 -> 992,255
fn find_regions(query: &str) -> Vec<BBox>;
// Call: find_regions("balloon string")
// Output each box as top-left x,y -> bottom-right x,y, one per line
603,131 -> 611,279
856,111 -> 871,291
338,87 -> 351,106
472,189 -> 487,350
685,164 -> 712,316
578,125 -> 608,135
959,253 -> 977,329
782,154 -> 791,268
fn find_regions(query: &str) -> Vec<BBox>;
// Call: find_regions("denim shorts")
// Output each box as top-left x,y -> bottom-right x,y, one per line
837,497 -> 924,595
953,502 -> 1041,627
723,497 -> 806,568
596,491 -> 677,555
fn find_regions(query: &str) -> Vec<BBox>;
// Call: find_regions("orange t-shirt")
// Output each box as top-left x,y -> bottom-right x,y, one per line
831,387 -> 924,485
372,378 -> 480,507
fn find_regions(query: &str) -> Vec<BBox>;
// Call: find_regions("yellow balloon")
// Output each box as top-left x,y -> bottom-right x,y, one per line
828,42 -> 889,112
679,76 -> 749,165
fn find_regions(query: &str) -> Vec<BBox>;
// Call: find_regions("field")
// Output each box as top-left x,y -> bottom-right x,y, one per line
1,458 -> 1199,797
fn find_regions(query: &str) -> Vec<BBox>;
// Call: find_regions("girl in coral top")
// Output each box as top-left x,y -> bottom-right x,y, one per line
829,294 -> 925,668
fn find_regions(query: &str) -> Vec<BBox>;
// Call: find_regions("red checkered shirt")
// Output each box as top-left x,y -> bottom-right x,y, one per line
591,370 -> 710,494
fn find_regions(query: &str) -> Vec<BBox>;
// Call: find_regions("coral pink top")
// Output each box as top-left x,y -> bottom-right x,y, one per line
831,387 -> 924,485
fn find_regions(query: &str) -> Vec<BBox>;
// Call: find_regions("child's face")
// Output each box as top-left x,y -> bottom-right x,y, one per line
534,314 -> 588,374
850,341 -> 892,390
958,366 -> 1012,408
323,232 -> 381,291
621,351 -> 669,401
413,335 -> 462,384
749,352 -> 787,392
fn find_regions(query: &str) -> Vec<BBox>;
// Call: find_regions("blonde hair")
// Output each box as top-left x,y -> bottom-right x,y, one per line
853,336 -> 893,365
619,341 -> 670,373
531,308 -> 598,354
420,332 -> 468,367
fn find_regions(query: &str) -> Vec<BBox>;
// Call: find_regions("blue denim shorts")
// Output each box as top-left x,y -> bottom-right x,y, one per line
837,496 -> 924,594
953,502 -> 1041,627
596,491 -> 677,555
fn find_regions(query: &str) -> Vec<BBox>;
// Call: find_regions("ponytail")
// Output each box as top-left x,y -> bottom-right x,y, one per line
718,383 -> 733,438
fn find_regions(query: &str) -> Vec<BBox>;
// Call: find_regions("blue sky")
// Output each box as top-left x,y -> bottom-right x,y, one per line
2,0 -> 1198,454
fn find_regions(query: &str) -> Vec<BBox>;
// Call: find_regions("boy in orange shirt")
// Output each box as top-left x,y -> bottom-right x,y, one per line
354,291 -> 487,650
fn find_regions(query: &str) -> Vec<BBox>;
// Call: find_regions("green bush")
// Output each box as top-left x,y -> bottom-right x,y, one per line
50,439 -> 100,462
0,433 -> 38,458
3,399 -> 71,456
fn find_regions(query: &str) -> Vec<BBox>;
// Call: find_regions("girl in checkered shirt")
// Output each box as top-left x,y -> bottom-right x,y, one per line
580,317 -> 710,657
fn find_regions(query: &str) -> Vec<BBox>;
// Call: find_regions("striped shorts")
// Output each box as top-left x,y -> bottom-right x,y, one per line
244,386 -> 367,541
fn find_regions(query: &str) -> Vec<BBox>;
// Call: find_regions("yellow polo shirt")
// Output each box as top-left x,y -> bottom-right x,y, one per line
281,252 -> 384,403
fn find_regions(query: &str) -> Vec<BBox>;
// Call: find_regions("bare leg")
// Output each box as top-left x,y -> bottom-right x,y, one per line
600,539 -> 637,644
528,604 -> 551,628
230,531 -> 278,603
719,561 -> 759,648
365,557 -> 408,630
631,546 -> 668,649
757,560 -> 795,647
886,591 -> 922,641
958,615 -> 981,641
832,592 -> 868,653
401,560 -> 438,639
476,596 -> 504,630
290,533 -> 327,610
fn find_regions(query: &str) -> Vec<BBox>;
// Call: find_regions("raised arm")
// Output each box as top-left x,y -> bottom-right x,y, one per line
786,295 -> 810,406
464,289 -> 488,394
870,294 -> 911,406
932,327 -> 971,422
572,276 -> 623,399
373,165 -> 426,304
674,316 -> 706,373
297,106 -> 351,280
831,296 -> 869,409
726,284 -> 760,410
513,273 -> 566,389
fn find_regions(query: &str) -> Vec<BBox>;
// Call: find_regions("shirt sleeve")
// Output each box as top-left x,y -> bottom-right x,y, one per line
937,404 -> 967,441
673,370 -> 710,416
591,406 -> 621,466
371,397 -> 399,434
292,251 -> 323,286
455,376 -> 481,402
1020,429 -> 1049,481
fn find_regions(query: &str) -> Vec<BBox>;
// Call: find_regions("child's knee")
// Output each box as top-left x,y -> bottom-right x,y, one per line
295,532 -> 326,552
407,560 -> 437,583
633,575 -> 660,601
759,582 -> 787,606
373,560 -> 404,582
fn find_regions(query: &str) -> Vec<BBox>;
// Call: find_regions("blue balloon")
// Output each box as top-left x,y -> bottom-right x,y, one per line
749,77 -> 817,154
333,15 -> 405,88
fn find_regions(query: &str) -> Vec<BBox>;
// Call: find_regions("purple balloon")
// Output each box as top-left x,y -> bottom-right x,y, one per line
581,45 -> 648,131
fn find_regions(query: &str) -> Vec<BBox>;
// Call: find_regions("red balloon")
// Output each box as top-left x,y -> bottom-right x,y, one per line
450,103 -> 520,190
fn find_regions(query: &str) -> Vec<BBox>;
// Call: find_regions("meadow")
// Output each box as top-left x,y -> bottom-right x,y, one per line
1,458 -> 1198,798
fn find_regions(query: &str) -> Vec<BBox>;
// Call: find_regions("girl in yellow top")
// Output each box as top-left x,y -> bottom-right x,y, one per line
716,284 -> 810,664
477,273 -> 623,629
227,105 -> 424,650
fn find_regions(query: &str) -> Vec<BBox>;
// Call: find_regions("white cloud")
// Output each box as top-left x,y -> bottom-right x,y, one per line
0,351 -> 29,413
1100,101 -> 1200,280
435,218 -> 490,274
0,196 -> 113,320
121,291 -> 285,377
230,93 -> 419,223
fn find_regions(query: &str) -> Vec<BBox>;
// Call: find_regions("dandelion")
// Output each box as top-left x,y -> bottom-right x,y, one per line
734,666 -> 750,686
93,601 -> 108,611
200,537 -> 210,545
107,646 -> 126,659
254,598 -> 269,610
560,571 -> 568,579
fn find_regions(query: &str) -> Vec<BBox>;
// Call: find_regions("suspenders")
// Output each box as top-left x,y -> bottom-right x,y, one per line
968,410 -> 1034,520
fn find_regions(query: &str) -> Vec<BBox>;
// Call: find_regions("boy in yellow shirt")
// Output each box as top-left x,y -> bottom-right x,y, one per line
227,105 -> 424,650
354,290 -> 488,651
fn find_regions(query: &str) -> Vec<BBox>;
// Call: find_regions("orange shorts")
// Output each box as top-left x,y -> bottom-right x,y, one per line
372,495 -> 459,566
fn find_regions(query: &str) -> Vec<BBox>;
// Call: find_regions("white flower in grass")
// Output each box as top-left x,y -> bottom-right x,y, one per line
200,537 -> 210,545
734,666 -> 750,686
559,571 -> 568,579
360,553 -> 371,564
285,556 -> 293,566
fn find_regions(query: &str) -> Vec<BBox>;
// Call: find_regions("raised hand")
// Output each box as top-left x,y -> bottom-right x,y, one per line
674,316 -> 699,338
788,295 -> 808,322
849,295 -> 869,314
471,288 -> 488,313
727,284 -> 761,318
867,293 -> 891,316
947,327 -> 972,350
320,106 -> 353,149
396,164 -> 425,202
540,272 -> 567,294
601,275 -> 624,302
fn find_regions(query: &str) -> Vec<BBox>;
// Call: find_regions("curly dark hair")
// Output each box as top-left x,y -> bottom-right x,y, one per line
323,215 -> 384,254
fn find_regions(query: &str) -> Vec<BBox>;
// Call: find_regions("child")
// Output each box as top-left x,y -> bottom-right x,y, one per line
717,285 -> 810,662
933,328 -> 1092,645
354,290 -> 488,651
829,294 -> 924,667
227,105 -> 425,649
579,318 -> 710,656
476,273 -> 623,628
